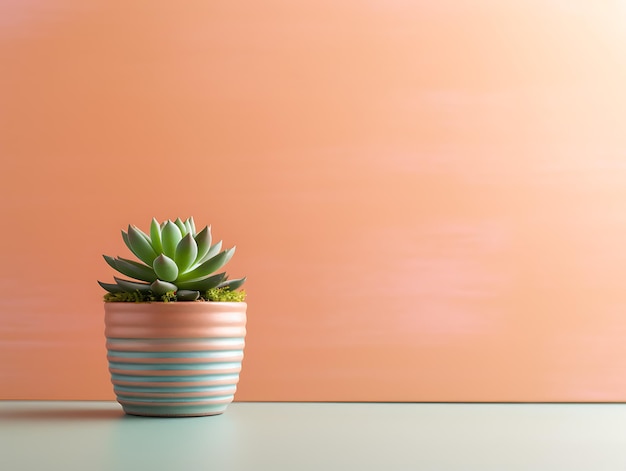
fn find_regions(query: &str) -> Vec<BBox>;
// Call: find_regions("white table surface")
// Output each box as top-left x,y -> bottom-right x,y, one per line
2,401 -> 626,471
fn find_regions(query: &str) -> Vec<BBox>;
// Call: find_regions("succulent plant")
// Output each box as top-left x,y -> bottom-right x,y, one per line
99,217 -> 246,302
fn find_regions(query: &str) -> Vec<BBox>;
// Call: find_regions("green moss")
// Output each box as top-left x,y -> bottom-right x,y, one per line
160,291 -> 177,303
103,291 -> 155,303
104,288 -> 245,302
205,287 -> 247,302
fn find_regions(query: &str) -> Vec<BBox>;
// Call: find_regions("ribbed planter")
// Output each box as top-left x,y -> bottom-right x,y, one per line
104,301 -> 247,417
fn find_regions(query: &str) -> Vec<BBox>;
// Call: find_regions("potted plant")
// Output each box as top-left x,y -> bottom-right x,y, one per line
99,217 -> 247,417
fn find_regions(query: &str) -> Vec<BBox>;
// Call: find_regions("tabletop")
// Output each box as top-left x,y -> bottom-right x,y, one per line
2,401 -> 626,470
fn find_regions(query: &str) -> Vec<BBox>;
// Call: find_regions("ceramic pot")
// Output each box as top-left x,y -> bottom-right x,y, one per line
104,301 -> 247,417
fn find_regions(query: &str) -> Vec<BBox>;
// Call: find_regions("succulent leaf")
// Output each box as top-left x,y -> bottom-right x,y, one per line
177,290 -> 200,301
174,218 -> 188,236
217,277 -> 247,291
121,230 -> 138,259
193,226 -> 212,265
114,277 -> 152,293
98,281 -> 125,293
104,255 -> 156,282
161,220 -> 182,258
177,247 -> 235,282
103,254 -> 118,271
123,228 -> 156,265
150,279 -> 178,295
186,217 -> 196,236
127,225 -> 158,265
175,233 -> 198,273
114,257 -> 158,282
153,254 -> 179,282
150,218 -> 163,253
177,272 -> 227,291
197,240 -> 222,265
133,225 -> 152,243
183,220 -> 192,236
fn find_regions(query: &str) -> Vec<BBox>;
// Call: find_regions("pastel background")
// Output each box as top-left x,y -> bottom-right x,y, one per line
2,0 -> 626,401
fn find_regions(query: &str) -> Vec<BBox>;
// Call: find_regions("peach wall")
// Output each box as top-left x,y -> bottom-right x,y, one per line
2,1 -> 626,401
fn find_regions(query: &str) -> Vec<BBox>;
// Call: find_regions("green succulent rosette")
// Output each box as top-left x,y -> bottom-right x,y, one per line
99,218 -> 246,301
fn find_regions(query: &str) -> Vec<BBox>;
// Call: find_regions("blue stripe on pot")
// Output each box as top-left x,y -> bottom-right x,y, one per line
115,395 -> 235,403
113,385 -> 234,394
110,373 -> 240,382
108,361 -> 243,371
114,386 -> 236,396
107,350 -> 244,359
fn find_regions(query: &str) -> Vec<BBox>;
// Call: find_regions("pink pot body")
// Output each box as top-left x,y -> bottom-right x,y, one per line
104,302 -> 247,417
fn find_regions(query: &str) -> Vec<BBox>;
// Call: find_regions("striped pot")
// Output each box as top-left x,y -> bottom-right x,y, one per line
104,301 -> 247,417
